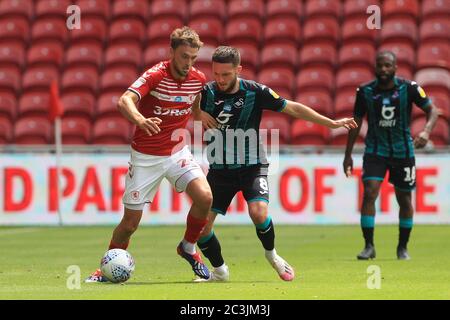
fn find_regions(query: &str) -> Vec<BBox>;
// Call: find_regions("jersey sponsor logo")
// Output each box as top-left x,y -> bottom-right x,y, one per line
150,91 -> 196,103
379,105 -> 396,127
216,110 -> 233,124
153,105 -> 192,116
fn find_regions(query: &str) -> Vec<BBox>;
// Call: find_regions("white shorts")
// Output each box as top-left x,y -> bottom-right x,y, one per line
122,145 -> 205,210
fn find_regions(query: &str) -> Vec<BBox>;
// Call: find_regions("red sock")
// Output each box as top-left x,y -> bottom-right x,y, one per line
109,240 -> 129,250
184,214 -> 208,243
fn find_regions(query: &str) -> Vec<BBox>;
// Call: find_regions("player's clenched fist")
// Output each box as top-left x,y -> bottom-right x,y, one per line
138,117 -> 162,136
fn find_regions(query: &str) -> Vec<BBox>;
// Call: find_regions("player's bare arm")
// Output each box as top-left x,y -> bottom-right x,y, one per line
117,90 -> 162,136
192,93 -> 218,129
343,116 -> 364,177
414,103 -> 441,149
282,100 -> 358,130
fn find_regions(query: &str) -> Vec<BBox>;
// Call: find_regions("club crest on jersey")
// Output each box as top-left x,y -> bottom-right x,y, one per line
234,97 -> 244,109
131,191 -> 140,201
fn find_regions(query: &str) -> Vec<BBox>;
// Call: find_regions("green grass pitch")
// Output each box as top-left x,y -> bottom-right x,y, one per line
1,225 -> 449,300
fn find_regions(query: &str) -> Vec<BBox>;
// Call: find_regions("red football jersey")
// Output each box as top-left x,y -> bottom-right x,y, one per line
127,61 -> 205,155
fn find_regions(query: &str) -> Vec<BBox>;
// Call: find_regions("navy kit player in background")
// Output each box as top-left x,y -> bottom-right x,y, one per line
193,46 -> 357,281
344,51 -> 440,260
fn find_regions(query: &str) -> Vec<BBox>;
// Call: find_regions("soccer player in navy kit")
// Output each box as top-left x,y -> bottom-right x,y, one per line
344,51 -> 440,260
193,46 -> 357,281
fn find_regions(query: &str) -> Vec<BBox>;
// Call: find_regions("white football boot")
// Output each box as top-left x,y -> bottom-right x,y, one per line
265,249 -> 295,281
194,264 -> 229,282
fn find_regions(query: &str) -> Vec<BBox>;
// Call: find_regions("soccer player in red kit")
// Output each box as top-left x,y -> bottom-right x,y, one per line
86,27 -> 212,282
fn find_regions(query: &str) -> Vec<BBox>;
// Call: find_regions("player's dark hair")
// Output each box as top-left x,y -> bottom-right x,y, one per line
376,50 -> 397,65
212,46 -> 241,66
170,26 -> 203,49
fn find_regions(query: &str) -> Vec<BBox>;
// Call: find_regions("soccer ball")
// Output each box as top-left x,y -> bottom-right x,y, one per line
100,249 -> 135,283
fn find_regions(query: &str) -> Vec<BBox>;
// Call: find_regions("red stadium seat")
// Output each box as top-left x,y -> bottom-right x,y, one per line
31,18 -> 68,43
329,124 -> 366,146
378,42 -> 416,71
22,66 -> 59,91
290,120 -> 330,145
343,0 -> 380,18
305,0 -> 341,19
260,43 -> 297,70
299,43 -> 337,68
303,17 -> 339,46
415,68 -> 450,93
380,17 -> 418,46
266,0 -> 302,20
233,43 -> 259,71
14,116 -> 52,144
0,43 -> 25,69
97,92 -> 122,118
411,117 -> 449,146
260,112 -> 291,145
336,66 -> 373,92
92,116 -> 131,145
239,68 -> 257,82
65,43 -> 103,69
339,42 -> 375,69
35,0 -> 71,19
421,0 -> 450,19
419,18 -> 450,42
228,0 -> 264,20
335,89 -> 357,119
100,66 -> 138,92
61,91 -> 96,121
27,42 -> 64,68
151,0 -> 187,21
147,17 -> 184,45
296,90 -> 333,118
0,17 -> 29,44
264,17 -> 301,46
0,0 -> 33,19
143,45 -> 171,69
0,92 -> 17,120
62,116 -> 91,144
257,68 -> 295,95
341,17 -> 379,44
18,91 -> 50,118
76,0 -> 111,20
62,66 -> 98,94
109,19 -> 145,45
296,66 -> 334,94
104,43 -> 142,69
396,66 -> 414,80
0,66 -> 20,94
421,89 -> 449,120
225,17 -> 262,47
189,0 -> 226,21
0,116 -> 12,144
382,0 -> 419,20
69,17 -> 107,45
112,0 -> 149,22
195,44 -> 215,66
189,17 -> 224,47
417,43 -> 450,70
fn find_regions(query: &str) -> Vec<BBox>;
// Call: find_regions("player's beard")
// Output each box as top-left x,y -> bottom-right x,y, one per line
376,72 -> 395,85
174,63 -> 189,78
219,76 -> 238,93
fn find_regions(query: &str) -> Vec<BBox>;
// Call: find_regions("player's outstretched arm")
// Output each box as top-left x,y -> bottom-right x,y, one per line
117,90 -> 161,136
413,103 -> 441,149
282,100 -> 358,130
343,117 -> 363,177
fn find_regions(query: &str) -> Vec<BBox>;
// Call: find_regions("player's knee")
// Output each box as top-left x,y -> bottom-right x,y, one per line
363,188 -> 379,203
195,189 -> 213,210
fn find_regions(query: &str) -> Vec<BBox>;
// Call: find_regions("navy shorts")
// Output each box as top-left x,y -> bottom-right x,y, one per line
207,164 -> 269,215
362,154 -> 416,191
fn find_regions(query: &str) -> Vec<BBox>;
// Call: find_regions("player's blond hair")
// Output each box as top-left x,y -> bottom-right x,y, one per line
170,26 -> 203,49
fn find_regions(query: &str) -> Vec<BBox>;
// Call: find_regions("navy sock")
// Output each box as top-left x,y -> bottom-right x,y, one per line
255,216 -> 275,251
198,231 -> 224,268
